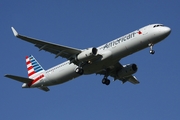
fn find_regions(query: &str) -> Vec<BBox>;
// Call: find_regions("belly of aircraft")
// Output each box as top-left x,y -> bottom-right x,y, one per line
83,57 -> 117,74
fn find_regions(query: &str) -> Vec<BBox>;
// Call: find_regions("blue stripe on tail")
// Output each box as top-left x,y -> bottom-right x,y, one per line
29,55 -> 44,73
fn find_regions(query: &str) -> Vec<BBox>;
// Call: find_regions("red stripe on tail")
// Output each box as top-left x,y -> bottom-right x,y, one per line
28,74 -> 44,86
28,71 -> 35,77
26,61 -> 31,65
27,66 -> 33,71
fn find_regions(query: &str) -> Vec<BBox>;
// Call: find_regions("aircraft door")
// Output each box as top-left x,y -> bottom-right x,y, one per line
142,27 -> 148,35
139,27 -> 149,46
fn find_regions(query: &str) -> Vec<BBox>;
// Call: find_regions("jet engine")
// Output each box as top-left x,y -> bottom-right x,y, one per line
117,64 -> 138,78
75,47 -> 98,62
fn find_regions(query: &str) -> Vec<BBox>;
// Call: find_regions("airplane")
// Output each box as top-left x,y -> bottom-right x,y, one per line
5,24 -> 171,92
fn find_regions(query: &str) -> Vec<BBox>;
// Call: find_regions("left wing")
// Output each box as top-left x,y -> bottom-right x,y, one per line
96,62 -> 140,84
11,27 -> 82,60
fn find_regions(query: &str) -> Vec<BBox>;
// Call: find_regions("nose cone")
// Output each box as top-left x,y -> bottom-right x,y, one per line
163,26 -> 171,36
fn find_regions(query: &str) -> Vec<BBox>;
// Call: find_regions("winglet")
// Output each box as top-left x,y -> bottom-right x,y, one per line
11,27 -> 18,36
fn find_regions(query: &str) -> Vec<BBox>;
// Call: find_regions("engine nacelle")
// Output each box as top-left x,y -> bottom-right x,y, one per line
117,64 -> 138,78
75,47 -> 98,61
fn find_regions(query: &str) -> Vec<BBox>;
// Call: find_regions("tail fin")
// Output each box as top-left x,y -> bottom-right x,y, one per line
26,55 -> 45,79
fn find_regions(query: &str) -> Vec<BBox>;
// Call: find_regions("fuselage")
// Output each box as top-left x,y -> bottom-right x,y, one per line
30,24 -> 171,88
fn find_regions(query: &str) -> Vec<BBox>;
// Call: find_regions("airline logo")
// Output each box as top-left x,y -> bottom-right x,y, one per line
103,32 -> 136,49
26,55 -> 44,78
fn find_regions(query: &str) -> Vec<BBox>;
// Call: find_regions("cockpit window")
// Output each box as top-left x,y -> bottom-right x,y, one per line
153,24 -> 164,28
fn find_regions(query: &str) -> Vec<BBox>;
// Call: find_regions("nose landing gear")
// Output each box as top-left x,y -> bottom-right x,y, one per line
148,43 -> 155,54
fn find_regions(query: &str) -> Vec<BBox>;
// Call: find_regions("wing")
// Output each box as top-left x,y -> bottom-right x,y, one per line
96,62 -> 140,84
11,27 -> 82,60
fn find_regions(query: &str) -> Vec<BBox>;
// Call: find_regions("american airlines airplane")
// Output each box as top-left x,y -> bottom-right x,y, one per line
5,24 -> 171,92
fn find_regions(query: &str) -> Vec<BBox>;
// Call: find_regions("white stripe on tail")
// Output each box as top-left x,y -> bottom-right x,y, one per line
26,55 -> 45,79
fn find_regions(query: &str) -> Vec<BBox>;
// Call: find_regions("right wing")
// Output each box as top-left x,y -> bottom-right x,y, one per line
11,27 -> 82,60
96,62 -> 140,84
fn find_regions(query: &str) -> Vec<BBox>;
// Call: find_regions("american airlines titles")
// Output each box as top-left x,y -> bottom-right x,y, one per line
102,32 -> 136,49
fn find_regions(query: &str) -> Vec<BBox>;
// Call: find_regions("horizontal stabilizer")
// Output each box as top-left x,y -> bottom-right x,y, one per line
5,74 -> 32,83
38,86 -> 50,92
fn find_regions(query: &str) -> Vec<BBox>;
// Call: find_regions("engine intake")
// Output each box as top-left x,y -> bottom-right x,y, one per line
75,47 -> 98,62
118,64 -> 138,78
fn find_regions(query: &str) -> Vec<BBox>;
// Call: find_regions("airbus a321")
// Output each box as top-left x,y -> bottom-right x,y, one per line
5,24 -> 171,92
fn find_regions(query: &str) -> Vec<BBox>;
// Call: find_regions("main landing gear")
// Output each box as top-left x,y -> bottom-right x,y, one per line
148,43 -> 155,54
75,67 -> 84,75
101,69 -> 111,85
75,61 -> 93,75
102,77 -> 110,85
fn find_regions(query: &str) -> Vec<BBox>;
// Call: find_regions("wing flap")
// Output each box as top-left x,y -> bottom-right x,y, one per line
5,74 -> 33,83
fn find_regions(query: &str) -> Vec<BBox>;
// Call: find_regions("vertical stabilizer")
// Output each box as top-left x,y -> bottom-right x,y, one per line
26,55 -> 45,79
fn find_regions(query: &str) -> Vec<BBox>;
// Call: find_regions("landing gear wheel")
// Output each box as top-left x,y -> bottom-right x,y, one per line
148,43 -> 155,55
150,50 -> 155,54
102,78 -> 110,85
102,78 -> 106,84
75,68 -> 84,75
105,79 -> 110,85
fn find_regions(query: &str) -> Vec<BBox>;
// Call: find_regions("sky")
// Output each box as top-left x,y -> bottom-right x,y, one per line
1,0 -> 179,119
